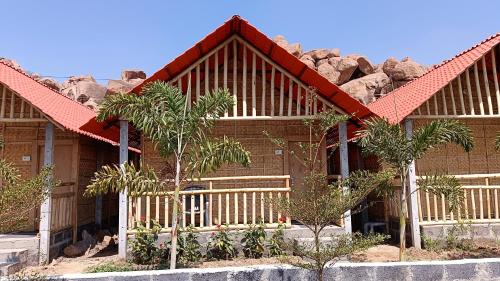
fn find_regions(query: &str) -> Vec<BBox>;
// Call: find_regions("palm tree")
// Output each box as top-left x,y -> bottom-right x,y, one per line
85,81 -> 251,269
357,118 -> 474,260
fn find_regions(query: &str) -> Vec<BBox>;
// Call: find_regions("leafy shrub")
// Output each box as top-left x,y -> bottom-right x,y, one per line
86,262 -> 136,273
173,225 -> 202,266
241,222 -> 266,258
445,222 -> 474,251
422,234 -> 441,251
268,220 -> 286,257
206,224 -> 237,260
7,272 -> 53,281
129,221 -> 161,265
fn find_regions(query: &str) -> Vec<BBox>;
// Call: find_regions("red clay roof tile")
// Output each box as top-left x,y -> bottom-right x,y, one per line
368,33 -> 500,123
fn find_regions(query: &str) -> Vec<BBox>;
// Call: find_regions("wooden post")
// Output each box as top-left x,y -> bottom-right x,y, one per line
339,122 -> 351,234
405,119 -> 421,249
39,122 -> 54,265
118,120 -> 129,259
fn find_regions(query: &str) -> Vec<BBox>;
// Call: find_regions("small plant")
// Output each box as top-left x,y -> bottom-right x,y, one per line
241,221 -> 266,258
206,224 -> 237,260
7,272 -> 53,281
445,222 -> 474,251
177,225 -> 202,265
268,219 -> 286,257
422,234 -> 441,251
129,221 -> 161,265
86,262 -> 136,273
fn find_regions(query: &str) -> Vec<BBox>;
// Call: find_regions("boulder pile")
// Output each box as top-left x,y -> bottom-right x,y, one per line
0,58 -> 145,111
2,37 -> 428,108
274,36 -> 429,104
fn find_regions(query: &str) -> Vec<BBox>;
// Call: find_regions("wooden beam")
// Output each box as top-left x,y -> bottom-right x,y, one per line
456,75 -> 466,115
9,91 -> 15,119
473,62 -> 485,115
288,79 -> 293,116
405,119 -> 421,249
296,87 -> 301,116
214,50 -> 219,91
271,66 -> 275,116
448,83 -> 457,115
39,122 -> 54,265
465,69 -> 475,115
223,45 -> 228,117
0,86 -> 5,118
492,48 -> 500,114
441,88 -> 448,115
482,56 -> 493,115
251,51 -> 256,116
261,59 -> 266,116
279,72 -> 284,116
196,64 -> 200,102
118,120 -> 129,259
232,40 -> 238,117
204,58 -> 209,95
242,45 -> 247,117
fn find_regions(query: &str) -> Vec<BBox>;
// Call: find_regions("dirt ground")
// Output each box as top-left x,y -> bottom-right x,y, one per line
22,240 -> 500,276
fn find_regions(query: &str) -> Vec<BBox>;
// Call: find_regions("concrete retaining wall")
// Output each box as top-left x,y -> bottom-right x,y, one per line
52,258 -> 500,281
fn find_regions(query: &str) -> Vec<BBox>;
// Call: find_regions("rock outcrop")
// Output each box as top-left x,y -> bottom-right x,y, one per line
273,35 -> 429,104
2,35 -> 429,108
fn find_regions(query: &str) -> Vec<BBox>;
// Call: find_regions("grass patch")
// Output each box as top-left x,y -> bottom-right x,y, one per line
86,262 -> 136,273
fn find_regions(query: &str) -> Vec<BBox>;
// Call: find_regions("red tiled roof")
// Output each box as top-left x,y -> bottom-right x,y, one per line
131,15 -> 374,121
368,33 -> 500,123
0,61 -> 127,148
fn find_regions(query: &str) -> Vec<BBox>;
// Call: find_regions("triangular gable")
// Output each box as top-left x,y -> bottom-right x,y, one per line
131,15 -> 373,122
369,33 -> 500,123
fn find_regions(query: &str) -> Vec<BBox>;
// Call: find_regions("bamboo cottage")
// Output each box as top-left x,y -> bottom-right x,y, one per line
0,62 -> 136,264
108,15 -> 376,258
369,33 -> 500,248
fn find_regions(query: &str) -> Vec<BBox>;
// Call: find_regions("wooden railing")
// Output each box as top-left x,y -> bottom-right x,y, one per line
417,173 -> 500,225
127,175 -> 292,233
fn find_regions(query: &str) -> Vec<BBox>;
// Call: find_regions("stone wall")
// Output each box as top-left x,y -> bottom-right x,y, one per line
56,258 -> 500,281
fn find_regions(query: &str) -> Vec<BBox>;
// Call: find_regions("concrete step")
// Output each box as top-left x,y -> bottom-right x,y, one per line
0,261 -> 21,277
0,249 -> 28,264
0,235 -> 39,250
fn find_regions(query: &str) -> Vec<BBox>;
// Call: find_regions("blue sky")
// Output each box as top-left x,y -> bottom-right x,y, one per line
1,0 -> 499,83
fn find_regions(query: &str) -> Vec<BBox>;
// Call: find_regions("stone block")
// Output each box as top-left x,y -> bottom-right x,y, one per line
149,271 -> 192,281
410,264 -> 444,281
228,268 -> 263,281
375,264 -> 410,281
339,265 -> 375,281
445,263 -> 477,280
191,270 -> 228,281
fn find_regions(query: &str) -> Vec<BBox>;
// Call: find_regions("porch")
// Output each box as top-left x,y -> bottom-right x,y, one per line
125,174 -> 345,234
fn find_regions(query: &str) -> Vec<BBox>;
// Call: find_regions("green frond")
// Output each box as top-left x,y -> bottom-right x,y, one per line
356,118 -> 412,167
417,174 -> 463,211
412,119 -> 474,159
187,136 -> 251,177
85,162 -> 165,197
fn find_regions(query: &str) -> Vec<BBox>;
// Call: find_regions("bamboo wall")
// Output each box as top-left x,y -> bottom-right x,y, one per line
415,118 -> 500,182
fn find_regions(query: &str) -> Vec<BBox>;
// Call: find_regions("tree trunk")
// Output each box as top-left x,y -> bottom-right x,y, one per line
169,159 -> 181,269
399,173 -> 408,261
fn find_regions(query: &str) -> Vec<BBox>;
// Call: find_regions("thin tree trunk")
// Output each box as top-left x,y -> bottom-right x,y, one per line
399,173 -> 408,261
169,159 -> 181,269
